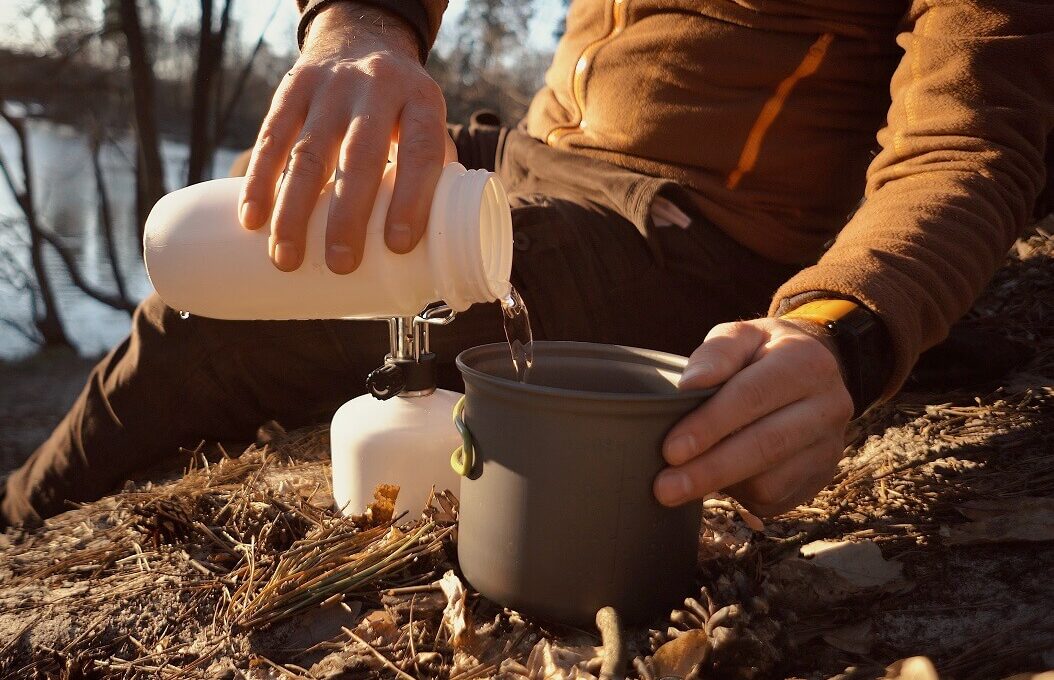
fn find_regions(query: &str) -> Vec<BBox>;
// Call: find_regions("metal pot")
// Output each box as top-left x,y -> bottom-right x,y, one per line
453,341 -> 711,626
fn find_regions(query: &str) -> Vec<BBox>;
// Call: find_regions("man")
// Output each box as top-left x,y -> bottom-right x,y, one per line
2,0 -> 1051,527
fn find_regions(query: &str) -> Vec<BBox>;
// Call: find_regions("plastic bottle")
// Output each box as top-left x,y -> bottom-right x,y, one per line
143,161 -> 513,319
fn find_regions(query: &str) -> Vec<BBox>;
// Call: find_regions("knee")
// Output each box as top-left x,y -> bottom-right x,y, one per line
132,293 -> 206,346
0,473 -> 42,530
134,292 -> 174,331
97,293 -> 197,388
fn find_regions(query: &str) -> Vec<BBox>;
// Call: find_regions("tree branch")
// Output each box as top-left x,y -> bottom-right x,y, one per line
214,0 -> 279,147
89,122 -> 132,307
0,107 -> 135,316
35,226 -> 136,313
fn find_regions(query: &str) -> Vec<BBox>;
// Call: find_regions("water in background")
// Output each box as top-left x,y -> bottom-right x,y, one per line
0,120 -> 242,360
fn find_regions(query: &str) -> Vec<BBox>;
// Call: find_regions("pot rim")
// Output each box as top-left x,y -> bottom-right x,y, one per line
456,340 -> 715,404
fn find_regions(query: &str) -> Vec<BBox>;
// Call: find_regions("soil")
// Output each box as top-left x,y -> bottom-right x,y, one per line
1,228 -> 1053,679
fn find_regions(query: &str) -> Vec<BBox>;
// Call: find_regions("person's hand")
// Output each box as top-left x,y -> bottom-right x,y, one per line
655,318 -> 855,516
238,3 -> 455,274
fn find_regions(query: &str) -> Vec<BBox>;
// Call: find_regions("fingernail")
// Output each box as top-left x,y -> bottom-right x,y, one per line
240,200 -> 261,228
388,223 -> 413,252
327,243 -> 357,274
655,470 -> 692,506
679,362 -> 709,387
664,433 -> 698,465
272,240 -> 299,271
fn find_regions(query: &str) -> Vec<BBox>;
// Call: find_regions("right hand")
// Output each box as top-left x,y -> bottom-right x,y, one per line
238,3 -> 455,274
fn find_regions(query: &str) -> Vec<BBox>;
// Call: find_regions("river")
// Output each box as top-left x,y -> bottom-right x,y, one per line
0,120 -> 243,360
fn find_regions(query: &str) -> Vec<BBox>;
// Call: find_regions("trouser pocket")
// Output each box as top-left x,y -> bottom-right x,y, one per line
507,192 -> 682,348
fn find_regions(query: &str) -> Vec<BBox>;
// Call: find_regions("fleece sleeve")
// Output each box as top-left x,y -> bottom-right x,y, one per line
770,0 -> 1054,398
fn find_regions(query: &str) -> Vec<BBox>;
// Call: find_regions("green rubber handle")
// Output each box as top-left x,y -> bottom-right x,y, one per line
451,396 -> 476,477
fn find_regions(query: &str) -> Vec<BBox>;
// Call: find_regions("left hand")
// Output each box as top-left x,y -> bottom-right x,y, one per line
654,318 -> 855,516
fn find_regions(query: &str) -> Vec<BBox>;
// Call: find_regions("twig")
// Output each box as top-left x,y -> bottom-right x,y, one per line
344,627 -> 416,680
596,606 -> 625,680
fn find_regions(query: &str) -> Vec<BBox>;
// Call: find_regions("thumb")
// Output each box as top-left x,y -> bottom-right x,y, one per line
443,133 -> 458,163
679,322 -> 767,389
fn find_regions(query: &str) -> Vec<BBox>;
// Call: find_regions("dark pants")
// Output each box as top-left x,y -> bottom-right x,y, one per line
0,117 -> 799,527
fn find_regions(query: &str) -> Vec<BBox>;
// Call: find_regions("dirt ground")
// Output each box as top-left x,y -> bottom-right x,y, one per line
0,228 -> 1052,679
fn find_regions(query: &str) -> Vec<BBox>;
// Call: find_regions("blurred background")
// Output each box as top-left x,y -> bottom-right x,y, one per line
0,0 -> 566,467
0,0 -> 567,359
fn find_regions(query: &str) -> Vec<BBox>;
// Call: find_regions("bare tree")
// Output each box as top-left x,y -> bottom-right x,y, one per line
0,105 -> 136,324
0,226 -> 45,345
453,0 -> 534,83
553,0 -> 571,40
89,124 -> 132,307
186,0 -> 236,185
0,111 -> 70,347
426,0 -> 546,124
213,0 -> 281,150
115,0 -> 167,237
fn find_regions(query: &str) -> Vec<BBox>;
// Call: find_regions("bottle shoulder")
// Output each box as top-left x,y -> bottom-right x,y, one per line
332,389 -> 463,426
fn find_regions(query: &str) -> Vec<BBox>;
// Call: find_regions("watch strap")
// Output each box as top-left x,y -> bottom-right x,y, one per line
780,299 -> 859,326
780,298 -> 892,419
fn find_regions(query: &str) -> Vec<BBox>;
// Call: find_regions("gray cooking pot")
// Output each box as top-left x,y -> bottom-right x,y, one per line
453,341 -> 712,626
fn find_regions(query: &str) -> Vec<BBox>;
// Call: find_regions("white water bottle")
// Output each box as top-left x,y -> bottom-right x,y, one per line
143,161 -> 513,319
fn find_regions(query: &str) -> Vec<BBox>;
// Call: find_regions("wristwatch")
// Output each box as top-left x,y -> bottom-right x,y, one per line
780,299 -> 892,419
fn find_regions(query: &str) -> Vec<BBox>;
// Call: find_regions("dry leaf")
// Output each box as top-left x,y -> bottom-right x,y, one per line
765,540 -> 911,612
354,609 -> 399,646
736,504 -> 765,531
439,570 -> 473,650
651,629 -> 711,678
801,540 -> 903,588
765,559 -> 859,611
884,656 -> 939,680
363,484 -> 399,525
944,497 -> 1054,545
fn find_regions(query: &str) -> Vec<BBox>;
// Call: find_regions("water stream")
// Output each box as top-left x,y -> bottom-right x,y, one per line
500,286 -> 533,383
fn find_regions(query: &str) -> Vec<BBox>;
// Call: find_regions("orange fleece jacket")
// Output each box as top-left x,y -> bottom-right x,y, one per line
299,0 -> 1054,397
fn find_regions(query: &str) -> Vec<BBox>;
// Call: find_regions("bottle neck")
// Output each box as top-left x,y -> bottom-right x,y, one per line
429,166 -> 513,311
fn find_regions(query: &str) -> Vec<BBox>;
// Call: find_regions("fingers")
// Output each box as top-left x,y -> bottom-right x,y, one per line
324,106 -> 397,273
239,74 -> 311,230
664,332 -> 842,466
268,107 -> 344,271
241,33 -> 449,274
678,322 -> 767,390
654,399 -> 844,506
655,318 -> 854,510
385,82 -> 448,254
725,438 -> 842,516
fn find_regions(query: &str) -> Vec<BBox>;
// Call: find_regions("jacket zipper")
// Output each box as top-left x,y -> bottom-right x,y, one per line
546,0 -> 631,146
